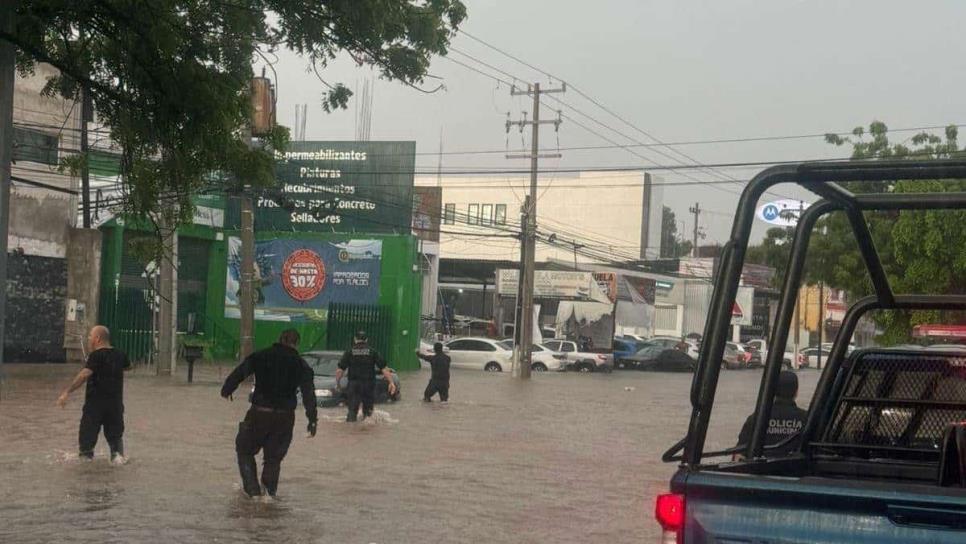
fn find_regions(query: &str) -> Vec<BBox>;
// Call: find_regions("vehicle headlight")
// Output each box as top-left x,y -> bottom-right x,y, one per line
315,389 -> 333,398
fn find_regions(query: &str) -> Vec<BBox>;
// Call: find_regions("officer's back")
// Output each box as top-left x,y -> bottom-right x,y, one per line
342,341 -> 383,381
736,371 -> 808,457
222,341 -> 310,410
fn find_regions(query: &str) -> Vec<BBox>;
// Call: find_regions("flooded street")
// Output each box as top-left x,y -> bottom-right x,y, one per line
0,364 -> 817,543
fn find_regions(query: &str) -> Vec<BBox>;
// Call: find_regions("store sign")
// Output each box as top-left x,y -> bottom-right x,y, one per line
497,269 -> 609,302
757,199 -> 810,227
412,186 -> 442,242
225,237 -> 381,322
252,141 -> 415,233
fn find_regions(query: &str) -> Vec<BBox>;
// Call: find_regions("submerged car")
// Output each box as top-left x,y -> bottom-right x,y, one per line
624,345 -> 696,372
302,350 -> 401,407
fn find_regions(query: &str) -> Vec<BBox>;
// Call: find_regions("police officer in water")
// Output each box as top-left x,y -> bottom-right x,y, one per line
221,329 -> 318,498
336,331 -> 397,422
735,370 -> 808,460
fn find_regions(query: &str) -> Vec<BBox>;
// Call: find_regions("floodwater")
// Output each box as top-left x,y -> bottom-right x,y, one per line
0,363 -> 818,543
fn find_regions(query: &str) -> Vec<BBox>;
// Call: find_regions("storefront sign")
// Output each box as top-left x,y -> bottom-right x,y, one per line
225,237 -> 382,322
497,269 -> 610,302
251,141 -> 415,233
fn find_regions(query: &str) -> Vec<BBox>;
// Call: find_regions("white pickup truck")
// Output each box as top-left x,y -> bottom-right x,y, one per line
541,339 -> 613,373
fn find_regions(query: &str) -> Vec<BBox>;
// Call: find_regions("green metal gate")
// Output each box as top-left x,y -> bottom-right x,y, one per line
99,285 -> 154,363
326,303 -> 392,358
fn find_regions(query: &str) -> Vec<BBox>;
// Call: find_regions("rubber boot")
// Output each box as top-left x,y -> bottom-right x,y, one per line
237,454 -> 262,497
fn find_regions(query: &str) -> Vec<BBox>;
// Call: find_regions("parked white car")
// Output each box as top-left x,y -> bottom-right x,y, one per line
444,337 -> 513,372
496,340 -> 565,372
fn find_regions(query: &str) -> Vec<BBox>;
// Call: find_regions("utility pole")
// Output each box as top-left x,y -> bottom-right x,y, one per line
817,282 -> 825,370
689,202 -> 702,257
157,217 -> 178,375
239,73 -> 274,361
506,82 -> 564,379
0,1 -> 17,395
239,184 -> 255,360
80,84 -> 92,228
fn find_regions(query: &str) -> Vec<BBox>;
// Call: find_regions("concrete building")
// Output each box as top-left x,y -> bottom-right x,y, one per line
8,64 -> 99,362
415,170 -> 664,327
416,170 -> 664,264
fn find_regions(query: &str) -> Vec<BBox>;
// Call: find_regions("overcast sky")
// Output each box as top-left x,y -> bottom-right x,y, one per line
262,0 -> 966,243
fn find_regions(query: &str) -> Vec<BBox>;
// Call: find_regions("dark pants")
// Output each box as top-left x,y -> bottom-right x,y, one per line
78,400 -> 124,459
424,378 -> 449,402
235,407 -> 295,497
346,380 -> 375,422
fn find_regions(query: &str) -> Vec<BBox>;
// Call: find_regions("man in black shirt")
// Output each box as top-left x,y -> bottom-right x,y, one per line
417,342 -> 450,402
336,331 -> 396,422
221,329 -> 317,497
735,371 -> 809,459
57,325 -> 131,463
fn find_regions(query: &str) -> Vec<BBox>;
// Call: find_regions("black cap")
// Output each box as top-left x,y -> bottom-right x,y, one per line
355,330 -> 368,342
777,371 -> 799,399
433,342 -> 444,353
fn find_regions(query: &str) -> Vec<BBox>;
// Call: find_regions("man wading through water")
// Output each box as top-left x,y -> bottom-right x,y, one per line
336,331 -> 397,422
417,342 -> 450,402
221,329 -> 318,498
57,325 -> 131,464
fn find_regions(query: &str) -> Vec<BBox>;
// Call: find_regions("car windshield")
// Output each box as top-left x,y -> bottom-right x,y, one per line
304,354 -> 341,376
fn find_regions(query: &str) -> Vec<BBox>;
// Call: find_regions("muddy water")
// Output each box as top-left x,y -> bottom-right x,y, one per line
0,364 -> 817,543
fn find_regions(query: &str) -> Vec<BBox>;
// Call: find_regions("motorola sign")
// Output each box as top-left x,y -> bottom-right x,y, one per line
757,199 -> 810,227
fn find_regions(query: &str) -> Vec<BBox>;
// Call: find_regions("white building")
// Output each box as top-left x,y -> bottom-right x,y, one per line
415,170 -> 664,263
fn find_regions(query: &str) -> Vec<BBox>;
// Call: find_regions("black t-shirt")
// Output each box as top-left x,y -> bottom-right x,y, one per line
84,347 -> 130,403
338,342 -> 387,382
419,352 -> 451,381
736,398 -> 809,457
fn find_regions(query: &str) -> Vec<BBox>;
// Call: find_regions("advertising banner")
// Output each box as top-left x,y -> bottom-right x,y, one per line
497,269 -> 610,303
225,237 -> 382,321
253,141 -> 415,233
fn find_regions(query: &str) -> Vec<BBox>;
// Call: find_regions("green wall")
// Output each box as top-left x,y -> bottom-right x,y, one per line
99,219 -> 423,371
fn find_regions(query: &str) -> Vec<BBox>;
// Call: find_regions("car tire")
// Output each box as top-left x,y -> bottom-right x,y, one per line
484,362 -> 503,372
531,362 -> 548,372
578,362 -> 594,373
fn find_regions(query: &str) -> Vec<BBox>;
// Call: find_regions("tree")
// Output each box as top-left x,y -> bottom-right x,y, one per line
745,226 -> 792,281
660,206 -> 692,258
4,1 -> 466,227
810,121 -> 965,342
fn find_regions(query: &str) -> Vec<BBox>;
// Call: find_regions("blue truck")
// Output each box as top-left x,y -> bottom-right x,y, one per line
657,160 -> 966,543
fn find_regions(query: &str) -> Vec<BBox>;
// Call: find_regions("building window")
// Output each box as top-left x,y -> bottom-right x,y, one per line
468,204 -> 479,225
481,204 -> 493,225
495,204 -> 507,225
13,127 -> 58,166
443,203 -> 455,225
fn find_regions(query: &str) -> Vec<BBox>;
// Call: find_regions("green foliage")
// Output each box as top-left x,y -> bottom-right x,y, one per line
7,0 -> 466,226
660,206 -> 693,258
754,120 -> 966,343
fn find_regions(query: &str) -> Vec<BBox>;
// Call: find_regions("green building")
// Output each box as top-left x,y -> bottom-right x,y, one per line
97,141 -> 423,370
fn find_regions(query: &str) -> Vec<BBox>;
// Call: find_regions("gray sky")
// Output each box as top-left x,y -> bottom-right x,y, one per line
263,0 -> 966,244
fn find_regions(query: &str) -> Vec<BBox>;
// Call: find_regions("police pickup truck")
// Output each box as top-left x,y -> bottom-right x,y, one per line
656,160 -> 966,543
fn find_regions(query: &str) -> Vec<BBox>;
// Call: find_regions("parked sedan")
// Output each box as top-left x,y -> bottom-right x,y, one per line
496,340 -> 565,372
444,337 -> 514,372
624,345 -> 696,372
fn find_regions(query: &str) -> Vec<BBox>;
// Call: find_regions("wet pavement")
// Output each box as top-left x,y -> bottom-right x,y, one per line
0,363 -> 818,543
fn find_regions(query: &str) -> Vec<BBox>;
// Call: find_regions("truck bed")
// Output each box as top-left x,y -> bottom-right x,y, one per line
673,467 -> 966,543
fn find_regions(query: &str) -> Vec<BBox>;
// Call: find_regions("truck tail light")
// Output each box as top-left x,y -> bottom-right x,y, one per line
655,493 -> 685,544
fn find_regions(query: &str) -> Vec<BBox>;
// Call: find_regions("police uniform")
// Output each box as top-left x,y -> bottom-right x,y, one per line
418,351 -> 451,402
338,341 -> 387,421
79,347 -> 131,459
221,342 -> 317,497
736,397 -> 808,457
